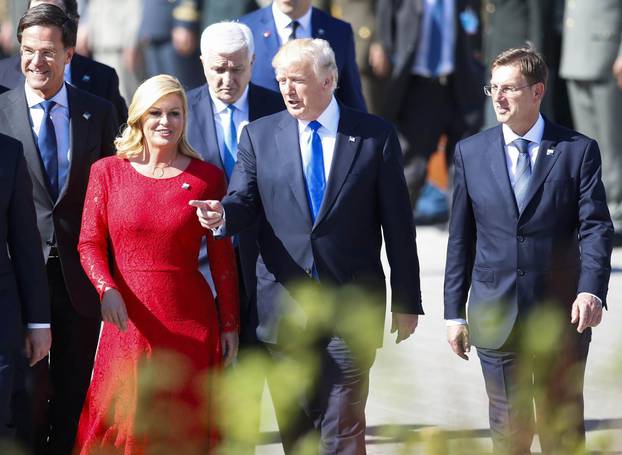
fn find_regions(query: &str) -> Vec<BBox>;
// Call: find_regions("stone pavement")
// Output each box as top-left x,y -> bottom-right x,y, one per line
257,226 -> 622,454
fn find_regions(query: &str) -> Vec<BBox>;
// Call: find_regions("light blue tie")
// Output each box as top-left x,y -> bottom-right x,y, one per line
305,121 -> 326,222
513,138 -> 532,212
222,104 -> 238,179
427,0 -> 444,76
38,100 -> 59,199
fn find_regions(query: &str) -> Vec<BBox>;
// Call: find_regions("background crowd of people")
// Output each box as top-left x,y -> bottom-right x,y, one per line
0,0 -> 620,454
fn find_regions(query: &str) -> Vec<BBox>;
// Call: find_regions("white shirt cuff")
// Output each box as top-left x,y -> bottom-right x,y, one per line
27,323 -> 51,329
578,292 -> 603,306
445,318 -> 467,326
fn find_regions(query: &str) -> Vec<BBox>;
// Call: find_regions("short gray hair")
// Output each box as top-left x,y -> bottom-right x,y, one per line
272,38 -> 338,92
200,21 -> 254,62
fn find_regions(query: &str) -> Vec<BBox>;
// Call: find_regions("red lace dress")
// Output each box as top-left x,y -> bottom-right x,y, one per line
75,157 -> 238,454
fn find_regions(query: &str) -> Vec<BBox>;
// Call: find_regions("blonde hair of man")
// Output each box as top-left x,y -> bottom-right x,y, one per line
272,38 -> 338,92
115,74 -> 201,160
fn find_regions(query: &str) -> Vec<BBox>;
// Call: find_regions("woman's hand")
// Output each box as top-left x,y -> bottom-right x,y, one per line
221,331 -> 239,367
101,288 -> 129,332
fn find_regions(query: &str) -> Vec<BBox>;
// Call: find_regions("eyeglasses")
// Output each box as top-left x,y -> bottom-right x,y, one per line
20,47 -> 59,61
483,83 -> 535,96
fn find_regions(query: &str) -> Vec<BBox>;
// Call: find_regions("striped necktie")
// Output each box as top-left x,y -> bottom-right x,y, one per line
513,138 -> 532,212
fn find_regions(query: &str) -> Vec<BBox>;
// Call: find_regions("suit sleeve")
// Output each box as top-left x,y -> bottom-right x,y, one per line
576,139 -> 614,305
336,23 -> 368,112
375,0 -> 396,55
220,126 -> 263,235
379,126 -> 423,314
7,146 -> 50,324
205,170 -> 240,333
444,142 -> 476,319
106,68 -> 128,125
78,161 -> 117,299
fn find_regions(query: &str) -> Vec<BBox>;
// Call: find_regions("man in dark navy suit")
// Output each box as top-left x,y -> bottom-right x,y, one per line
444,47 -> 613,453
0,133 -> 50,447
0,0 -> 127,124
0,5 -> 117,453
238,0 -> 367,112
191,38 -> 422,454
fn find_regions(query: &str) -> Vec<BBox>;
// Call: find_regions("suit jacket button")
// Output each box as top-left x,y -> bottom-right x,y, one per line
305,268 -> 312,275
517,269 -> 525,276
46,240 -> 55,246
517,235 -> 525,242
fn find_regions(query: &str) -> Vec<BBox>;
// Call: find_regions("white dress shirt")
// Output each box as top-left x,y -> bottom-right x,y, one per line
297,96 -> 339,180
25,82 -> 72,193
208,86 -> 250,158
446,114 -> 600,327
412,0 -> 456,77
272,1 -> 312,44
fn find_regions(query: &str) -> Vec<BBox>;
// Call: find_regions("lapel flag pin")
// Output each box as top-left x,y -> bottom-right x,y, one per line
83,112 -> 91,120
349,136 -> 356,142
263,31 -> 271,38
546,148 -> 554,156
182,183 -> 191,190
82,74 -> 91,82
318,28 -> 325,35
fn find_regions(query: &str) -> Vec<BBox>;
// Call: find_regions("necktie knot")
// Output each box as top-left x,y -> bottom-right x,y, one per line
308,120 -> 322,133
289,20 -> 300,40
514,138 -> 530,155
40,99 -> 55,115
227,104 -> 236,113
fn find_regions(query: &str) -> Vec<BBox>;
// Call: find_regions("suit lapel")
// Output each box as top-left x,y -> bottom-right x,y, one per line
260,8 -> 281,55
519,122 -> 562,217
59,85 -> 92,204
488,126 -> 519,220
314,111 -> 361,228
276,114 -> 313,226
310,8 -> 328,39
3,89 -> 52,202
194,87 -> 225,170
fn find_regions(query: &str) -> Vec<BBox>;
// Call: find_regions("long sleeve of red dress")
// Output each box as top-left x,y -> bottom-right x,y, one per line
78,159 -> 117,300
205,172 -> 240,333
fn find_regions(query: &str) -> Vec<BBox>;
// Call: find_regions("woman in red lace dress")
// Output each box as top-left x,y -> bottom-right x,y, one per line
75,75 -> 239,454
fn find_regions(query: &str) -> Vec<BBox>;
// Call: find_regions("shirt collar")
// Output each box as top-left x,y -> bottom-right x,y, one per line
272,1 -> 312,34
25,81 -> 69,109
298,96 -> 339,134
502,114 -> 544,146
208,85 -> 249,115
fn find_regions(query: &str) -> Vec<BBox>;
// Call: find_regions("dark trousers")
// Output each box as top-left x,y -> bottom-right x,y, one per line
396,75 -> 464,207
267,337 -> 375,455
14,258 -> 100,455
0,349 -> 18,440
477,328 -> 590,454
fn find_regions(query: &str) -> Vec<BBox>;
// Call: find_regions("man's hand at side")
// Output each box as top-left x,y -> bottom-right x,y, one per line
447,324 -> 470,360
391,313 -> 419,344
25,328 -> 51,367
571,292 -> 603,333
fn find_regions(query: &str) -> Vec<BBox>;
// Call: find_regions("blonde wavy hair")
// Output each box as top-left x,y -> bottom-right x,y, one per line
115,74 -> 201,160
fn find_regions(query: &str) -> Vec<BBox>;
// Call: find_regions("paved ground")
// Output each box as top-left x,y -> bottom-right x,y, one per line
256,226 -> 622,454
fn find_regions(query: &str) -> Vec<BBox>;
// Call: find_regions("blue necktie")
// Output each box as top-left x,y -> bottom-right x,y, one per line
513,138 -> 532,212
38,100 -> 59,199
427,0 -> 444,76
288,20 -> 300,41
305,121 -> 326,222
222,104 -> 238,179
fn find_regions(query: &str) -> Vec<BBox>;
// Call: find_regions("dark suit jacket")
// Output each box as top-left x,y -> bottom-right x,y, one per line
444,118 -> 614,349
0,53 -> 128,125
376,0 -> 484,122
0,85 -> 7,94
221,104 -> 423,346
238,6 -> 367,112
0,84 -> 118,319
186,82 -> 284,342
0,134 -> 49,352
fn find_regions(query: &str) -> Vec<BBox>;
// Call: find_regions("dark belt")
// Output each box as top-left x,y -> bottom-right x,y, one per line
412,74 -> 451,86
